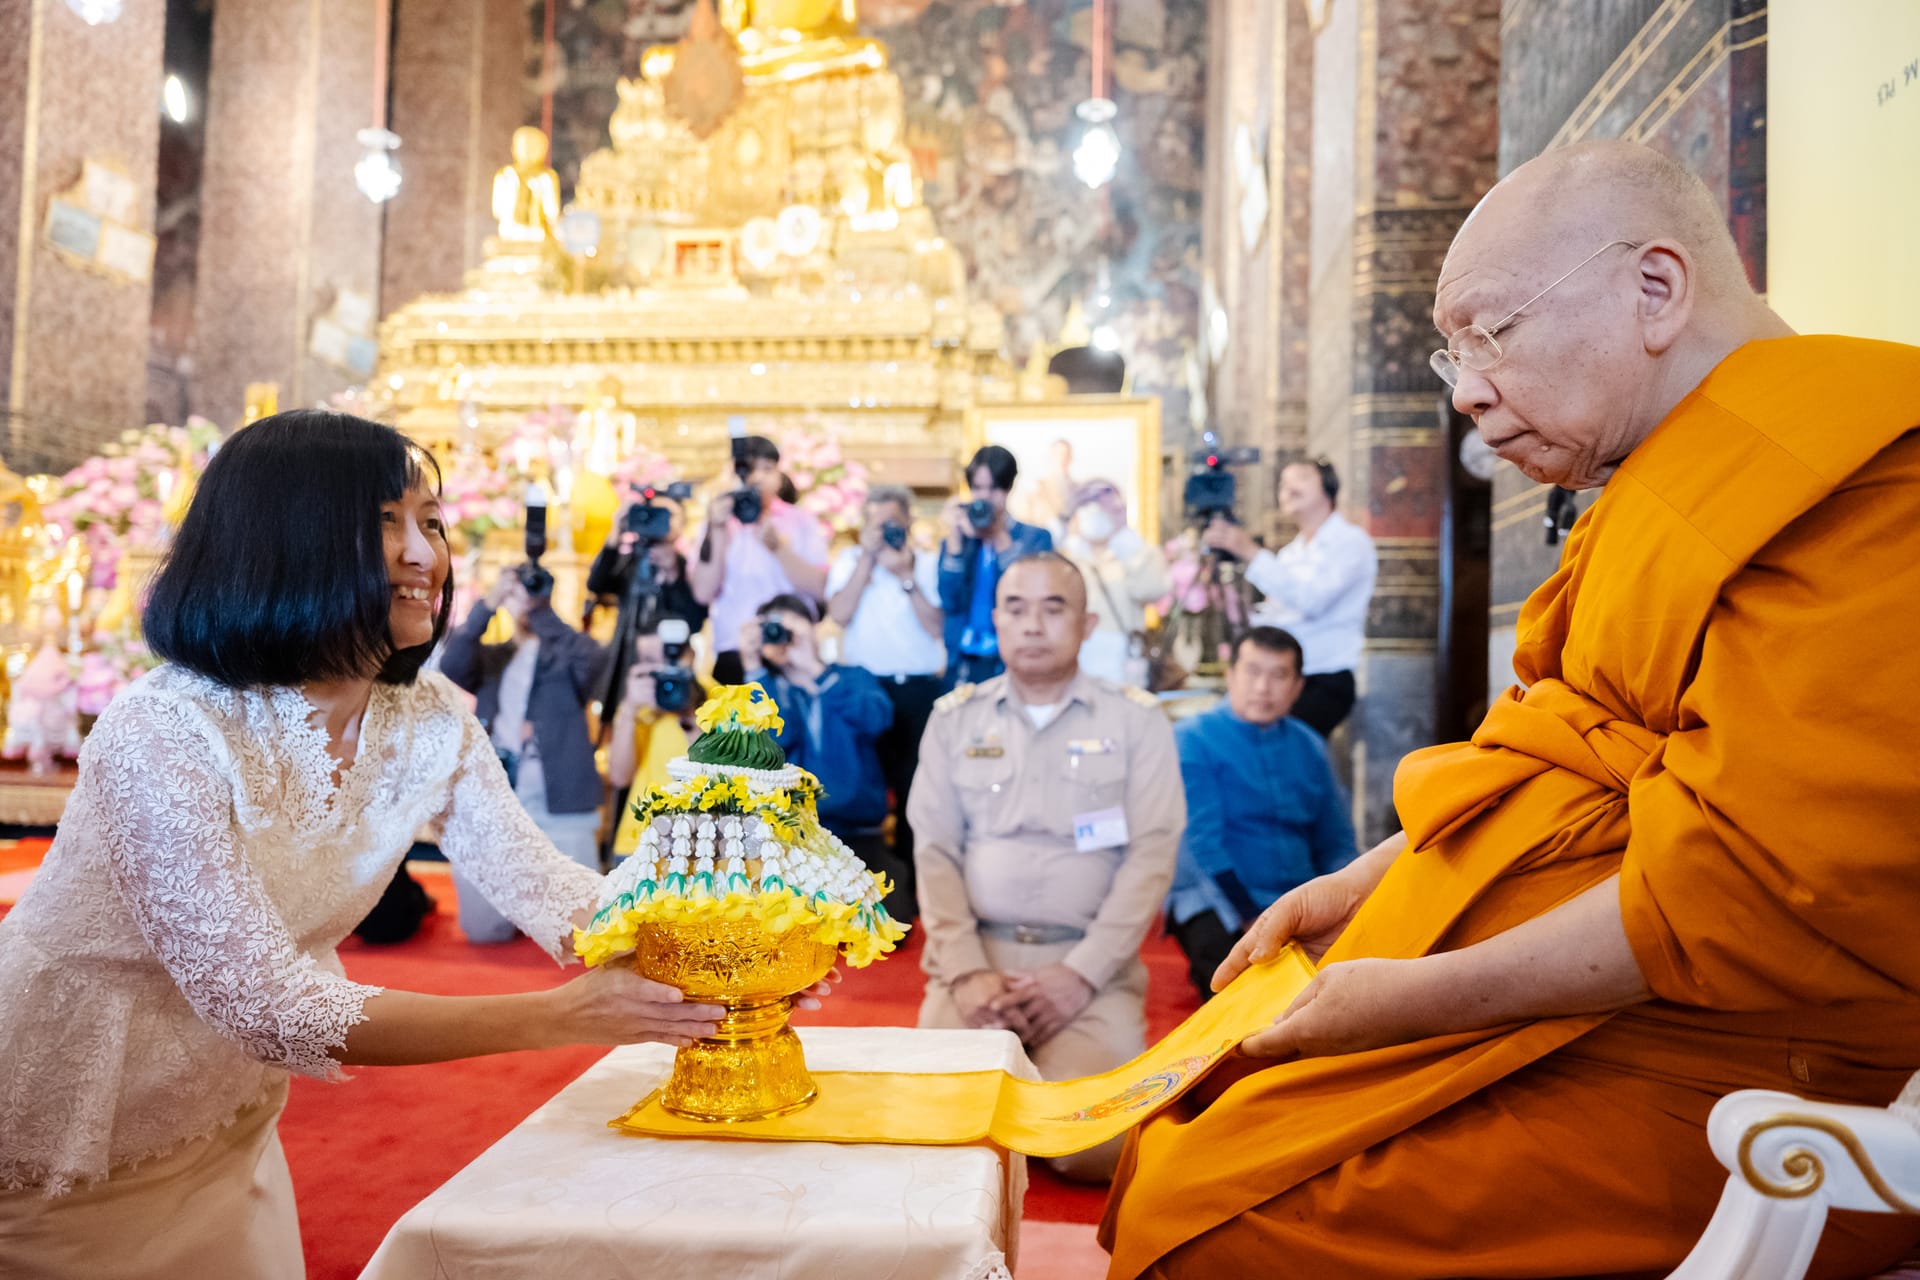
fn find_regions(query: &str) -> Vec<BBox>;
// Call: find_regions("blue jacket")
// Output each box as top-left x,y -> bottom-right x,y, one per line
935,521 -> 1054,659
747,663 -> 895,831
438,603 -> 612,814
1166,704 -> 1358,932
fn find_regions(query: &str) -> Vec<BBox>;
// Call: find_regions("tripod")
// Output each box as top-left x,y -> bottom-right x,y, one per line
1158,535 -> 1253,680
594,534 -> 668,867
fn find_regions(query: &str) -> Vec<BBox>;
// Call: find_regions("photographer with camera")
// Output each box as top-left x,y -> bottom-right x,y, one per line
584,488 -> 706,635
740,595 -> 902,906
825,485 -> 945,913
688,435 -> 830,686
439,564 -> 613,944
1200,458 -> 1376,737
607,621 -> 705,856
937,445 -> 1054,687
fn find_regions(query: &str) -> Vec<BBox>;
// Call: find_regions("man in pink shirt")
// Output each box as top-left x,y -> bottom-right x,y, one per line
687,434 -> 830,685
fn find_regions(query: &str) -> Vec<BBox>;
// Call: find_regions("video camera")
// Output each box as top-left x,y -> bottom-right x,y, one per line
650,618 -> 695,714
1182,439 -> 1262,526
517,482 -> 555,597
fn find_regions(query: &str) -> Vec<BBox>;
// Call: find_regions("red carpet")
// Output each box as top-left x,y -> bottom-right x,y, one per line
280,871 -> 1202,1279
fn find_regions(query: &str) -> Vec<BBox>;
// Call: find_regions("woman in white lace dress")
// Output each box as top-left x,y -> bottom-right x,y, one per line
0,412 -> 727,1277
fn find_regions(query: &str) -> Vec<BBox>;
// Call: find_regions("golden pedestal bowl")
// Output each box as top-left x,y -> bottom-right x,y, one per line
630,917 -> 840,1123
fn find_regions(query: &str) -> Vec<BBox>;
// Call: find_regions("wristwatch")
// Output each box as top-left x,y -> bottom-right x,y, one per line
900,578 -> 918,595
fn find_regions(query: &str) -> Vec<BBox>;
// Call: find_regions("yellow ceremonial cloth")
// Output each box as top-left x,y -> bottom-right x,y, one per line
611,944 -> 1314,1156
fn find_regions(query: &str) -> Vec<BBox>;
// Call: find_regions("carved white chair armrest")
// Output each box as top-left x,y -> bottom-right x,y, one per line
1667,1085 -> 1920,1280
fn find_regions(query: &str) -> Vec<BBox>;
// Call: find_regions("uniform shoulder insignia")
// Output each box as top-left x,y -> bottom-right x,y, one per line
1122,685 -> 1160,710
933,683 -> 977,714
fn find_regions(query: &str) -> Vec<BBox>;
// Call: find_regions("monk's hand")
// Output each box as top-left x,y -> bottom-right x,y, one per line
996,964 -> 1095,1050
1239,957 -> 1446,1060
1213,872 -> 1369,992
953,970 -> 1032,1038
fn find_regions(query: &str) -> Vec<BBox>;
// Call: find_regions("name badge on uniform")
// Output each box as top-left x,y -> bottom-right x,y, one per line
1073,805 -> 1130,852
965,741 -> 1004,758
1067,738 -> 1118,757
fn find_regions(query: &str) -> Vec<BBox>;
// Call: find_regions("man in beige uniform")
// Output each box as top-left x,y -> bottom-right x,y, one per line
910,552 -> 1185,1182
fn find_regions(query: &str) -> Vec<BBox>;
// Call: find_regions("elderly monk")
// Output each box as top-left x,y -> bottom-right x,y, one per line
1101,139 -> 1920,1278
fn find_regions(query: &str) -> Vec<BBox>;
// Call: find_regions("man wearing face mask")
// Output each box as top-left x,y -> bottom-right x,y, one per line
1061,480 -> 1171,688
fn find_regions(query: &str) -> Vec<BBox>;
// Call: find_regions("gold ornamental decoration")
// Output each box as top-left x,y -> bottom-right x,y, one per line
575,685 -> 907,1123
663,0 -> 746,140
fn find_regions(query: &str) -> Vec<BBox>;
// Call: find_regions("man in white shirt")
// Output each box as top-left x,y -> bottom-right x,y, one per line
1203,459 -> 1376,736
825,485 -> 945,918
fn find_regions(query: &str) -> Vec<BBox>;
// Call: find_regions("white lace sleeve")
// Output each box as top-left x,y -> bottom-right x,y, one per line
432,699 -> 603,962
86,695 -> 383,1081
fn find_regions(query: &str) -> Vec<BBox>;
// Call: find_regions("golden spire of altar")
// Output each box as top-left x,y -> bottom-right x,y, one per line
648,0 -> 886,84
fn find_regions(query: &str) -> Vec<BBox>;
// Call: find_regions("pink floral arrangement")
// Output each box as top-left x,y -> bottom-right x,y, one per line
77,635 -> 157,717
437,450 -> 521,546
776,419 -> 868,533
41,418 -> 222,589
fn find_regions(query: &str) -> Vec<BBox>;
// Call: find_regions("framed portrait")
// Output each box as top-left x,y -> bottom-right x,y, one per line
964,396 -> 1163,545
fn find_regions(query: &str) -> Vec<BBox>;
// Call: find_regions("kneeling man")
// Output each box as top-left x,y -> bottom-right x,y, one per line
912,552 -> 1184,1183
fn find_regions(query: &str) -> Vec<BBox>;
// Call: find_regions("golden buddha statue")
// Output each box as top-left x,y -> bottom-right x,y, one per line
492,127 -> 562,244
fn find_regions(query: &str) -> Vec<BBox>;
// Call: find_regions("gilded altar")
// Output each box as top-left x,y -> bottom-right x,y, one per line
371,0 -> 1021,494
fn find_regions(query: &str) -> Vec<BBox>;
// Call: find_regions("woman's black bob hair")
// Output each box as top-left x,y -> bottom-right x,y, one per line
143,410 -> 453,688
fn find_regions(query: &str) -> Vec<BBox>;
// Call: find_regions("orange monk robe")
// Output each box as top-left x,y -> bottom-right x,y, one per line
1100,336 -> 1920,1280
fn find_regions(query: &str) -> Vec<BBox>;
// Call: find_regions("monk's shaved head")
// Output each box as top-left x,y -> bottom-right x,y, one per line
1432,140 -> 1790,491
1446,141 -> 1752,305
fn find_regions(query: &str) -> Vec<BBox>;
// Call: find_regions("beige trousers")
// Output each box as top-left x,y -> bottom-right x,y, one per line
919,933 -> 1148,1184
0,1083 -> 304,1280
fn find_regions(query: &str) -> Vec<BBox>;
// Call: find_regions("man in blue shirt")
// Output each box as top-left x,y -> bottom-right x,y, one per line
1165,626 -> 1358,997
937,445 -> 1053,687
741,594 -> 902,909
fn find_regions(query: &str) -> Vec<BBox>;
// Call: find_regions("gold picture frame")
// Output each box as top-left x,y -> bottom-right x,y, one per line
963,396 -> 1163,546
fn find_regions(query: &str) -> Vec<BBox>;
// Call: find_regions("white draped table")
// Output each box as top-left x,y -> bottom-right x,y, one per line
360,1026 -> 1036,1280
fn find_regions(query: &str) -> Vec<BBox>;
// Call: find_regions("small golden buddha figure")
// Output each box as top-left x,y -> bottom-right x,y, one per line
720,0 -> 887,79
493,127 -> 563,244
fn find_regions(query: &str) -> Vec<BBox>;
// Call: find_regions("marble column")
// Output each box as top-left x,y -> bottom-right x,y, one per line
1307,0 -> 1501,841
190,0 -> 385,428
1488,0 -> 1768,694
1201,0 -> 1314,535
379,0 -> 526,316
0,0 -> 166,472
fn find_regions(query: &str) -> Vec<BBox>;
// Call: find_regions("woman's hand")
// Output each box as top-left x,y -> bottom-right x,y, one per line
541,964 -> 725,1048
793,968 -> 840,1013
1239,957 -> 1448,1060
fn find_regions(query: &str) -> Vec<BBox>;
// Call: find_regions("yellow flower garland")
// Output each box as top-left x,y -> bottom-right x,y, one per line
574,872 -> 910,970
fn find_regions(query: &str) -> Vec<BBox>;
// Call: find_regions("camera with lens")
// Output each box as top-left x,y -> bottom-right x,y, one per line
517,483 -> 555,597
1182,441 -> 1262,528
881,520 -> 909,550
621,480 -> 694,544
965,498 -> 996,532
728,433 -> 765,526
760,618 -> 793,648
650,618 -> 695,713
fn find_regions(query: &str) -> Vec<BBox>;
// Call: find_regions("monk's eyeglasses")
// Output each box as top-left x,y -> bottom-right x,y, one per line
1429,240 -> 1641,387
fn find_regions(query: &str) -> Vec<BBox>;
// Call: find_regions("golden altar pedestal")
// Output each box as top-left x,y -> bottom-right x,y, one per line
371,0 -> 1019,495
